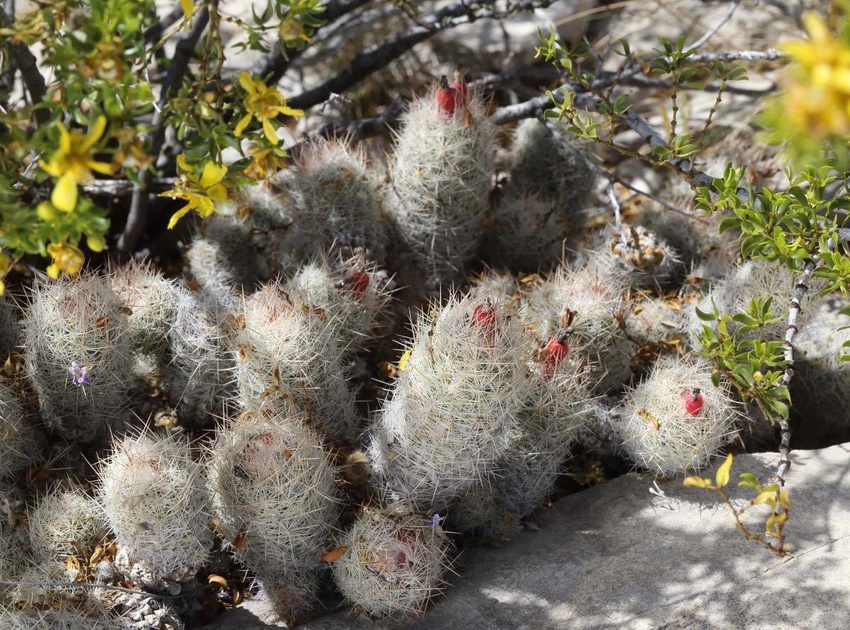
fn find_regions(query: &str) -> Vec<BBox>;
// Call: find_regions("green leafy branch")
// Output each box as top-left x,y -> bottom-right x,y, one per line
685,454 -> 791,556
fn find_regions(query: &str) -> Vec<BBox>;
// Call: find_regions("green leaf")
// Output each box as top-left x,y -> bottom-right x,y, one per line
739,473 -> 759,488
695,307 -> 717,322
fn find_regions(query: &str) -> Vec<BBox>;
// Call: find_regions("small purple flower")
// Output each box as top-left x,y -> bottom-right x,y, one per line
429,513 -> 445,529
69,361 -> 90,386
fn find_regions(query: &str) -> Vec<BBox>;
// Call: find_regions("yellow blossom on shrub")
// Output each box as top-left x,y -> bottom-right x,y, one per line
160,154 -> 229,229
46,241 -> 84,279
233,72 -> 304,145
0,251 -> 10,295
41,116 -> 113,212
243,143 -> 291,180
777,13 -> 850,141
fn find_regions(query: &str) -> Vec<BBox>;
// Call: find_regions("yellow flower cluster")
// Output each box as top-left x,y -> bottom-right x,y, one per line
160,155 -> 229,229
41,116 -> 112,212
46,241 -> 85,279
234,72 -> 303,145
780,13 -> 850,140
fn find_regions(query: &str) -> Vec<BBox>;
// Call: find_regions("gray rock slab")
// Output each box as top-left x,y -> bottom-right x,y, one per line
204,443 -> 850,629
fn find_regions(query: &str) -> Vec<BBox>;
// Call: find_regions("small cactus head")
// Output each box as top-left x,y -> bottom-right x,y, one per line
684,388 -> 704,416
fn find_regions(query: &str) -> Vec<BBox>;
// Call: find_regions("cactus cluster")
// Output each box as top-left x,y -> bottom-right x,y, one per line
0,75 -> 829,629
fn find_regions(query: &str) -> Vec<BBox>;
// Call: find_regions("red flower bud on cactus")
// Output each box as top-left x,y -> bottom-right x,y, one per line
437,74 -> 466,116
348,271 -> 370,296
471,304 -> 496,329
450,67 -> 468,104
542,331 -> 570,378
684,388 -> 704,416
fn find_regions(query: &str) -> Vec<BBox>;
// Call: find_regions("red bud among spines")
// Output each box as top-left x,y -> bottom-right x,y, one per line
436,73 -> 467,116
471,303 -> 496,329
684,388 -> 704,416
436,75 -> 457,115
542,330 -> 570,378
348,270 -> 370,296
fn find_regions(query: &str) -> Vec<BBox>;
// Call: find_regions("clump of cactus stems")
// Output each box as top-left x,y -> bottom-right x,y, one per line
617,356 -> 740,477
450,335 -> 594,541
0,381 -> 45,477
368,293 -> 532,513
186,214 -> 272,299
484,118 -> 595,272
108,261 -> 180,359
206,408 -> 340,618
27,485 -> 108,567
96,430 -> 213,583
596,223 -> 683,291
332,507 -> 452,619
274,137 -> 387,273
234,279 -> 359,442
521,261 -> 634,394
283,253 -> 392,362
385,76 -> 496,291
788,295 -> 850,445
22,274 -> 136,443
165,286 -> 236,429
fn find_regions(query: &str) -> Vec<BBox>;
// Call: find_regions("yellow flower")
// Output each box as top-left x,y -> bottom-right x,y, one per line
0,251 -> 10,295
160,154 -> 229,229
779,13 -> 850,141
243,143 -> 291,180
46,241 -> 84,279
233,72 -> 304,145
41,116 -> 113,212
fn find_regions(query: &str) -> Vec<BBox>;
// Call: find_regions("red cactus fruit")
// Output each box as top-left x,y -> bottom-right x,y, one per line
348,271 -> 370,296
684,388 -> 704,416
436,75 -> 466,115
471,305 -> 496,329
543,331 -> 570,378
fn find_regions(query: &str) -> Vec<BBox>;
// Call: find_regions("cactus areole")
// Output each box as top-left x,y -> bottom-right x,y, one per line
684,388 -> 704,416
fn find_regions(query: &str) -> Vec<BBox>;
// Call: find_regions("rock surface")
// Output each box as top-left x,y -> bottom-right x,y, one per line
204,443 -> 850,629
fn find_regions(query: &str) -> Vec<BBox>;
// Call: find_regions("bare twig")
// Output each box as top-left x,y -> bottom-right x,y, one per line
286,0 -> 554,111
0,5 -> 49,126
621,74 -> 776,97
686,0 -> 742,52
256,0 -> 371,85
82,177 -> 177,197
117,7 -> 210,256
